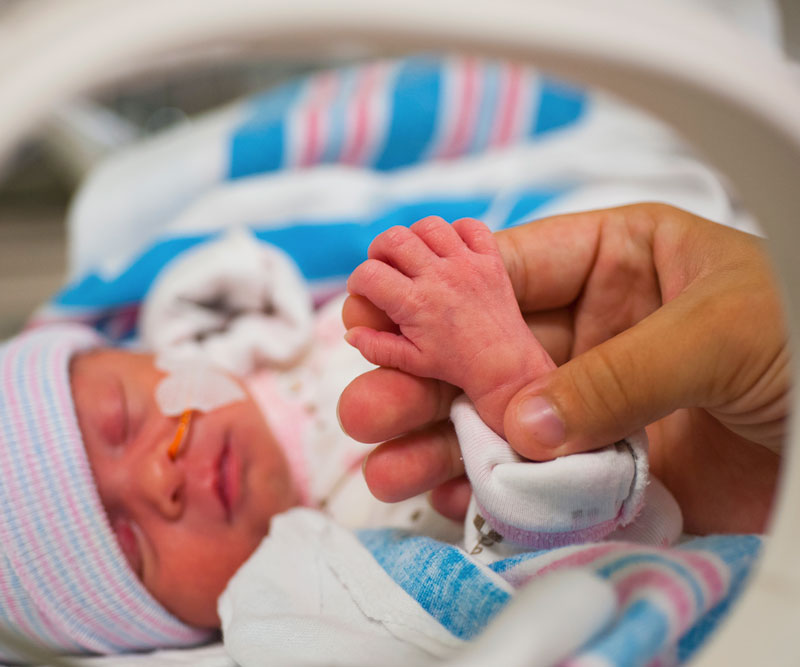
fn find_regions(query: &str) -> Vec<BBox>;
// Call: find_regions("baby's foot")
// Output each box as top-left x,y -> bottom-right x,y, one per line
346,216 -> 555,437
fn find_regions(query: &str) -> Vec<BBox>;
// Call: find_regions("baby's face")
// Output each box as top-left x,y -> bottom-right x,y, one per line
70,348 -> 299,628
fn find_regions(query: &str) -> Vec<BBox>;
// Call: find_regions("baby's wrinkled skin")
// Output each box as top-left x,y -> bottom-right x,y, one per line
346,216 -> 555,438
71,349 -> 299,628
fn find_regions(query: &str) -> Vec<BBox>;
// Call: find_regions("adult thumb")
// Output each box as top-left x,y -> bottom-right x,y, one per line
502,296 -> 720,461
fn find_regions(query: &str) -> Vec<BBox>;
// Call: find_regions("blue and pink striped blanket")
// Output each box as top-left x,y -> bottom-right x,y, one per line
220,508 -> 760,667
36,54 -> 744,341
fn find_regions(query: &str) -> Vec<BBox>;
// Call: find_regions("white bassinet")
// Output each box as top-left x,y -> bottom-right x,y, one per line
0,1 -> 799,665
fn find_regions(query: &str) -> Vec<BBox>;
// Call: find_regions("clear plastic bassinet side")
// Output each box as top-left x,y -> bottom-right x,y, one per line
0,1 -> 799,664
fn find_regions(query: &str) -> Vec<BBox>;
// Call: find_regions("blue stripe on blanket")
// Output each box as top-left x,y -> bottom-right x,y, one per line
52,187 -> 568,311
228,78 -> 304,179
487,550 -> 547,574
358,529 -> 510,640
358,530 -> 761,665
252,198 -> 490,280
532,77 -> 587,136
374,57 -> 440,171
228,57 -> 587,179
320,67 -> 360,164
469,61 -> 502,154
579,599 -> 670,667
676,535 -> 761,663
54,234 -> 217,308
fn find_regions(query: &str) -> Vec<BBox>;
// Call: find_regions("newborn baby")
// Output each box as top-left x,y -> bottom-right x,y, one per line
0,219 -> 677,663
69,347 -> 299,629
0,291 -> 439,662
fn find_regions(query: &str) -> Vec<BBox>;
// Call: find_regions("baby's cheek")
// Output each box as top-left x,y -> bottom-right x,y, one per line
148,524 -> 264,628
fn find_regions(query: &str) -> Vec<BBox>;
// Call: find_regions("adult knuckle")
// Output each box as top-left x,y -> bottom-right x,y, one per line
568,346 -> 636,432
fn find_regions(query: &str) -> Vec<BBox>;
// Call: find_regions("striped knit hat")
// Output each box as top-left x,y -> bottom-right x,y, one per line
0,324 -> 210,662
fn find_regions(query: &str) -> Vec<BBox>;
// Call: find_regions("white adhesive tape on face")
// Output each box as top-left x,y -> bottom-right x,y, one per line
155,355 -> 246,416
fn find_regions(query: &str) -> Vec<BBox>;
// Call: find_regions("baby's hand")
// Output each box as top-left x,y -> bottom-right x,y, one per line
346,217 -> 555,437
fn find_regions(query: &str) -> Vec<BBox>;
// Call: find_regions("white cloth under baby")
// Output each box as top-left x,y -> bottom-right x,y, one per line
141,227 -> 314,376
219,509 -> 461,667
451,395 -> 682,558
219,508 -> 617,667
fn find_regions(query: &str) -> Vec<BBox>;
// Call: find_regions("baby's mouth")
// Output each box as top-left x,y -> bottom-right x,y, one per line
215,437 -> 233,522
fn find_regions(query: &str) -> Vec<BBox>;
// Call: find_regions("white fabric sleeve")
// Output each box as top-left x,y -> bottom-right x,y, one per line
450,394 -> 662,555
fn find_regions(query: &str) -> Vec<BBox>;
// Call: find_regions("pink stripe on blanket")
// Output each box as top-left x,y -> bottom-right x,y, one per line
300,72 -> 338,167
341,64 -> 380,165
439,58 -> 480,159
537,543 -> 626,577
491,64 -> 522,147
616,568 -> 694,634
679,551 -> 727,605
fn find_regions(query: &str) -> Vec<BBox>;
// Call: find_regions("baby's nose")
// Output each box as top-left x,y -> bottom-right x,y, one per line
138,439 -> 185,520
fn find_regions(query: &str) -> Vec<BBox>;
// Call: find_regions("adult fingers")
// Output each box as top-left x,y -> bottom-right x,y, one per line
362,421 -> 465,502
338,366 -> 460,443
342,294 -> 398,333
495,203 -> 665,311
429,476 -> 472,522
522,309 -> 574,367
503,288 -> 726,461
503,213 -> 787,460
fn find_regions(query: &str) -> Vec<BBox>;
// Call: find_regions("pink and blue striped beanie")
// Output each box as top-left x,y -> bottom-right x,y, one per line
0,324 -> 210,662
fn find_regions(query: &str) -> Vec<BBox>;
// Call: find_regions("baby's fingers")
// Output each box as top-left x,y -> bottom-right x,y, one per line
452,217 -> 500,255
411,216 -> 468,257
347,258 -> 412,318
345,326 -> 421,373
368,225 -> 436,277
430,476 -> 471,522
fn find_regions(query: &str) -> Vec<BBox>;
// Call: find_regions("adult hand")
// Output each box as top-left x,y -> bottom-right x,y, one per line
338,204 -> 786,533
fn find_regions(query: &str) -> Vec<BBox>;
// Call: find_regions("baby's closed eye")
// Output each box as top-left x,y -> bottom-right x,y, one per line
98,378 -> 129,446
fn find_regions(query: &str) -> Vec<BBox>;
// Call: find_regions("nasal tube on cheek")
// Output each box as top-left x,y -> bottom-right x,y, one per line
167,410 -> 193,460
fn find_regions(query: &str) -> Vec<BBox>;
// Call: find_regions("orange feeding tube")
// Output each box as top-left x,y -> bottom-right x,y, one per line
167,410 -> 193,460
